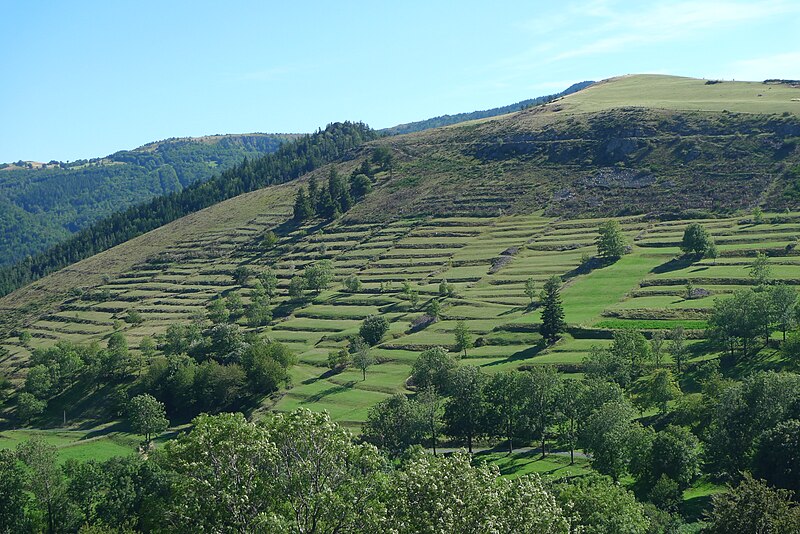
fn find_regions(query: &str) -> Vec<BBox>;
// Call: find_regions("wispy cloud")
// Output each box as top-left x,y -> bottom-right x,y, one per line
725,51 -> 800,80
549,0 -> 799,61
495,0 -> 799,77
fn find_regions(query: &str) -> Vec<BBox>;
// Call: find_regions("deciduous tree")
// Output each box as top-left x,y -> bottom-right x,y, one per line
454,319 -> 473,357
128,394 -> 169,446
596,220 -> 627,260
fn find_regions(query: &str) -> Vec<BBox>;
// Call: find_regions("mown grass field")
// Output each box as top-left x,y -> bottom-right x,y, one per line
4,209 -> 799,433
0,428 -> 139,463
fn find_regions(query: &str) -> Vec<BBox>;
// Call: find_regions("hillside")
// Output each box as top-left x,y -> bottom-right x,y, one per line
378,80 -> 594,135
2,74 -> 799,403
0,81 -> 593,294
554,74 -> 800,115
0,133 -> 299,266
3,75 -> 800,529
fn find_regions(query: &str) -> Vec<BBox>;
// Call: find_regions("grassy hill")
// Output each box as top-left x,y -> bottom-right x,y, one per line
0,133 -> 299,266
4,206 -> 798,424
555,74 -> 800,115
379,80 -> 594,135
2,73 -> 799,424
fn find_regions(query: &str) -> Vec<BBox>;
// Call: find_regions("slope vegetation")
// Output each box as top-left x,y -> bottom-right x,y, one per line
0,134 -> 298,265
2,74 -> 800,423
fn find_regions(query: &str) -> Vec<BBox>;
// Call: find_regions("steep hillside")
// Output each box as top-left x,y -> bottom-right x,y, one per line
345,77 -> 800,222
0,133 -> 298,265
0,123 -> 376,298
2,74 -> 800,424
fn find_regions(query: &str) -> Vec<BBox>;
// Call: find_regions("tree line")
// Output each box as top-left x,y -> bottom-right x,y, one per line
3,408 -> 798,533
8,281 -> 295,425
0,134 -> 294,267
292,145 -> 392,221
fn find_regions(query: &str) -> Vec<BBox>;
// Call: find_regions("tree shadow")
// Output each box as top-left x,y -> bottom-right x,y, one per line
272,299 -> 308,319
562,257 -> 610,281
300,381 -> 358,404
650,256 -> 696,274
80,420 -> 127,438
682,494 -> 714,523
301,368 -> 338,385
481,343 -> 546,368
500,303 -> 538,317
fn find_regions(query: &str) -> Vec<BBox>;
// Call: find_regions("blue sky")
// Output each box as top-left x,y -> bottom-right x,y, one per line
2,0 -> 799,162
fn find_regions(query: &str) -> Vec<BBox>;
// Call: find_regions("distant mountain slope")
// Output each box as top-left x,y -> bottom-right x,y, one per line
379,81 -> 594,135
0,133 -> 299,265
0,122 -> 377,298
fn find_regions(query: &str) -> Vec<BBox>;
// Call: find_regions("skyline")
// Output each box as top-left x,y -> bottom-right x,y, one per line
2,0 -> 800,162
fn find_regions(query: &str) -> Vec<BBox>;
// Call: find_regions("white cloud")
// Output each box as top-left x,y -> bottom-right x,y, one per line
476,0 -> 798,100
726,51 -> 800,81
550,0 -> 799,61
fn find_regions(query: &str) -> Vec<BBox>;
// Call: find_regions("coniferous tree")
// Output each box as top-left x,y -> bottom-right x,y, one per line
293,187 -> 313,221
539,276 -> 566,344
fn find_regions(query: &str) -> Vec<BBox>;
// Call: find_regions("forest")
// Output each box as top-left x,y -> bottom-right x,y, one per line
0,135 -> 294,266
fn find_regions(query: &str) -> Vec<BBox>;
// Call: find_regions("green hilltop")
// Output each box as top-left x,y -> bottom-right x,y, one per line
555,74 -> 800,116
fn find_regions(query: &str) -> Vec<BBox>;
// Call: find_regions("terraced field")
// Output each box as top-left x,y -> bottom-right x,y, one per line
4,208 -> 799,427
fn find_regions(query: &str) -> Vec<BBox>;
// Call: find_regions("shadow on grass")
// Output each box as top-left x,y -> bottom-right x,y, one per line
300,381 -> 358,404
650,256 -> 696,274
481,343 -> 546,368
562,256 -> 611,282
475,447 -> 582,477
682,494 -> 713,523
301,368 -> 339,385
80,420 -> 127,440
272,299 -> 308,319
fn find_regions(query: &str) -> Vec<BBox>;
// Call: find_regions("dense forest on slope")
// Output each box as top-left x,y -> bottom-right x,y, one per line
0,122 -> 377,297
379,81 -> 594,135
0,134 -> 297,265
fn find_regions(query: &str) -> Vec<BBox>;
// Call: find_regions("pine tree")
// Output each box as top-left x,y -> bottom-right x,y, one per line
316,188 -> 336,219
540,276 -> 566,344
292,187 -> 313,221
